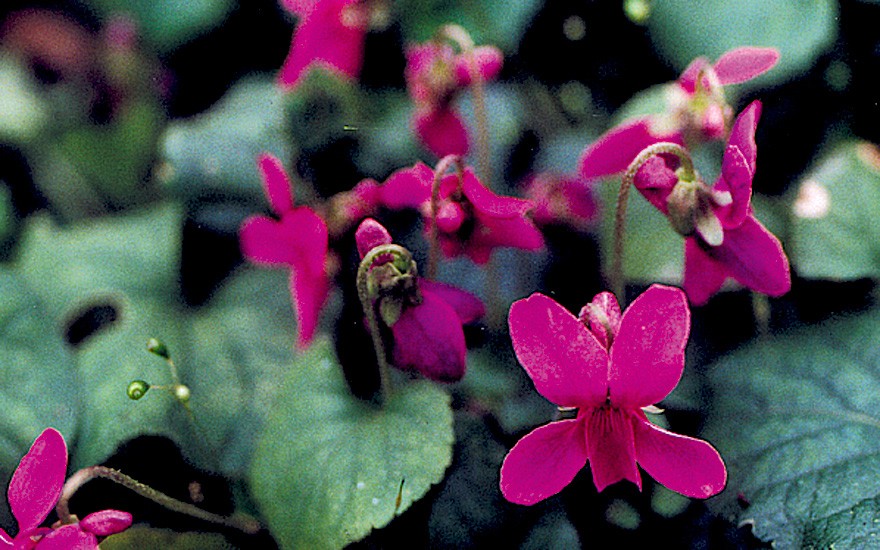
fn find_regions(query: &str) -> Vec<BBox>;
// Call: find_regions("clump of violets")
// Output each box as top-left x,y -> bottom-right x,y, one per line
405,32 -> 503,157
1,428 -> 132,548
500,286 -> 726,505
277,0 -> 370,90
628,100 -> 790,304
355,218 -> 484,382
580,46 -> 779,180
378,157 -> 544,264
240,153 -> 330,349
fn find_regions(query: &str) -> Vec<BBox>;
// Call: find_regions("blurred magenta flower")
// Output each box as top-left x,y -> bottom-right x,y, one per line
379,161 -> 544,263
524,172 -> 598,231
500,286 -> 726,505
277,0 -> 368,90
405,41 -> 503,157
240,154 -> 330,349
631,101 -> 790,304
0,428 -> 132,549
579,46 -> 779,180
356,218 -> 484,382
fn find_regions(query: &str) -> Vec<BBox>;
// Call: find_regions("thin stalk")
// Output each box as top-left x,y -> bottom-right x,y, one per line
56,466 -> 260,535
428,155 -> 462,280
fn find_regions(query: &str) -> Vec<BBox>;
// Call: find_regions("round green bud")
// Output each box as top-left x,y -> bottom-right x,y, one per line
146,338 -> 170,359
127,380 -> 150,400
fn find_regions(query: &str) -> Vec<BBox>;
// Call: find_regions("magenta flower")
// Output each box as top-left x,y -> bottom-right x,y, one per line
355,218 -> 484,382
277,0 -> 368,90
379,161 -> 544,264
0,428 -> 132,549
240,154 -> 330,349
500,286 -> 726,505
524,172 -> 598,231
405,41 -> 503,157
580,46 -> 779,180
631,101 -> 790,304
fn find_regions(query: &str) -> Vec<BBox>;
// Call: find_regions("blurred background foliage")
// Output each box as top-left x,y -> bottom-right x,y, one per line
1,0 -> 880,548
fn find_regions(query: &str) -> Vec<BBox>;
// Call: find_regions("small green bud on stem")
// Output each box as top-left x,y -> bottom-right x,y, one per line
127,380 -> 150,400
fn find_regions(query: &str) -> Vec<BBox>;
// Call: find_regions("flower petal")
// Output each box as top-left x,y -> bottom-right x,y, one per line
379,162 -> 434,210
713,47 -> 779,86
9,428 -> 67,534
509,293 -> 608,408
500,419 -> 587,506
683,237 -> 728,306
0,529 -> 11,547
633,416 -> 726,498
715,144 -> 752,228
420,280 -> 485,324
454,45 -> 504,86
577,291 -> 621,350
586,408 -> 640,492
579,117 -> 681,180
413,107 -> 470,158
257,154 -> 294,216
33,524 -> 97,550
677,56 -> 711,94
633,153 -> 680,215
461,170 -> 531,218
727,100 -> 761,177
79,510 -> 133,536
609,285 -> 689,408
355,218 -> 393,259
239,216 -> 296,266
709,215 -> 791,297
391,292 -> 466,382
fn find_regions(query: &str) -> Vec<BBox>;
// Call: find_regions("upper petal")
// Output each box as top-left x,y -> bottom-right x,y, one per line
420,280 -> 485,324
257,154 -> 294,216
633,415 -> 726,498
677,56 -> 711,94
240,216 -> 296,266
79,510 -> 133,536
9,428 -> 67,534
726,100 -> 761,176
413,107 -> 470,158
713,47 -> 780,86
378,162 -> 434,210
453,45 -> 504,86
609,285 -> 689,408
462,170 -> 532,218
714,144 -> 752,228
509,294 -> 608,408
580,117 -> 683,180
391,292 -> 466,382
500,419 -> 587,506
287,209 -> 329,349
586,407 -> 640,492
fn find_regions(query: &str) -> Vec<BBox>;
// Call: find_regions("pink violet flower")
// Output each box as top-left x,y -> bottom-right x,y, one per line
579,46 -> 779,180
240,154 -> 330,349
355,218 -> 484,382
631,100 -> 791,304
500,286 -> 727,505
405,41 -> 503,157
524,172 -> 599,231
277,0 -> 369,90
378,161 -> 544,264
0,428 -> 132,548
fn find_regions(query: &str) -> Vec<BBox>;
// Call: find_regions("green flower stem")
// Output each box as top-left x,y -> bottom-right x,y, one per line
356,244 -> 415,404
616,142 -> 695,302
429,155 -> 462,280
56,466 -> 260,535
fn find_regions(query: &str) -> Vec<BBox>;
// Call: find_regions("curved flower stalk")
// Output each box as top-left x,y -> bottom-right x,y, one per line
240,154 -> 330,349
579,46 -> 779,180
355,218 -> 484,383
405,32 -> 503,157
500,286 -> 726,505
628,101 -> 790,304
378,159 -> 544,265
277,0 -> 370,90
0,428 -> 132,549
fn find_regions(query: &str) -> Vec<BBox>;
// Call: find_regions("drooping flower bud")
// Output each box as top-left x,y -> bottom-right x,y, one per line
127,380 -> 150,400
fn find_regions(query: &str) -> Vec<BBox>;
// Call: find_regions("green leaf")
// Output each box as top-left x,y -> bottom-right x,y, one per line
160,77 -> 291,203
86,0 -> 234,53
703,309 -> 880,548
101,527 -> 234,549
790,141 -> 880,280
250,340 -> 454,550
648,0 -> 838,88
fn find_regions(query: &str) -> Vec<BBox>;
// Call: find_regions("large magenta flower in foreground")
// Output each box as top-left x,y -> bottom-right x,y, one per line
579,46 -> 779,180
379,162 -> 543,263
632,101 -> 790,304
277,0 -> 368,90
406,41 -> 503,157
356,218 -> 484,382
240,154 -> 329,349
0,428 -> 132,548
500,286 -> 726,505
